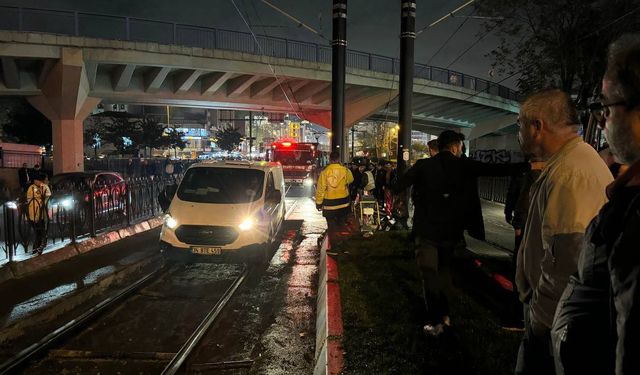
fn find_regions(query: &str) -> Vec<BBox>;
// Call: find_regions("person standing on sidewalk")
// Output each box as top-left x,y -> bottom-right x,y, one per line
551,34 -> 640,375
315,151 -> 354,242
18,163 -> 30,192
26,173 -> 52,255
514,89 -> 613,375
427,139 -> 439,157
504,165 -> 542,328
394,130 -> 534,337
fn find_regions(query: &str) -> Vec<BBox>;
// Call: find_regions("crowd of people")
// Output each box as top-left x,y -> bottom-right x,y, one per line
125,157 -> 185,179
315,34 -> 640,375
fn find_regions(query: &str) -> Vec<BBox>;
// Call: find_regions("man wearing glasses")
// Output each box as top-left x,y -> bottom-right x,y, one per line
514,89 -> 613,374
552,34 -> 640,375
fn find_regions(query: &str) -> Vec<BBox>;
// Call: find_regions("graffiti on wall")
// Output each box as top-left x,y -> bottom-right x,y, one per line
472,149 -> 511,164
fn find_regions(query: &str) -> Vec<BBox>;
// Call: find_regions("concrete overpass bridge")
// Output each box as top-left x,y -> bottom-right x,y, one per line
0,6 -> 519,173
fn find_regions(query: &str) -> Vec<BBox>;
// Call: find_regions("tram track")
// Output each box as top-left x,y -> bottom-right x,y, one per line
3,197 -> 306,374
0,263 -> 249,374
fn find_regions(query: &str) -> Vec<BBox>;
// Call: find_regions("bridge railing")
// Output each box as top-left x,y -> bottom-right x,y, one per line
0,5 -> 518,101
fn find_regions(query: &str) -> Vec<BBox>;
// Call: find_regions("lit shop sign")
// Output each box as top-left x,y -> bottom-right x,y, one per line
173,128 -> 208,139
176,128 -> 208,137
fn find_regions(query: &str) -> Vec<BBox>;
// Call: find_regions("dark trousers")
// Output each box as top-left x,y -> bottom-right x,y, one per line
504,229 -> 525,325
29,220 -> 47,250
325,207 -> 350,244
516,303 -> 555,375
415,237 -> 454,325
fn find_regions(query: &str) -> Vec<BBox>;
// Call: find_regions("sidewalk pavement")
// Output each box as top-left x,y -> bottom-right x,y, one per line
464,200 -> 514,261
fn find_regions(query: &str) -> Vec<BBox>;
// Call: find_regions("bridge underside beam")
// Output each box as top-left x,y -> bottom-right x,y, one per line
227,74 -> 260,97
144,66 -> 171,93
1,57 -> 20,89
202,72 -> 233,95
174,69 -> 203,93
250,77 -> 280,98
111,64 -> 136,92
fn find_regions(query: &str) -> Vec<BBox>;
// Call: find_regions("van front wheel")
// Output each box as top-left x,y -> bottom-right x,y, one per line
248,243 -> 270,266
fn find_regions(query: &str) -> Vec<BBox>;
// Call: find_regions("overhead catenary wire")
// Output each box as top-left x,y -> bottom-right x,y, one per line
229,0 -> 304,119
417,0 -> 476,35
259,0 -> 330,42
244,0 -> 309,119
445,23 -> 496,69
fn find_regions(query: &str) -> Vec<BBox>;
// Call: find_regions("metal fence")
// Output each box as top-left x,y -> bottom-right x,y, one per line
0,149 -> 43,168
84,158 -> 196,179
477,176 -> 510,204
0,5 -> 518,101
0,175 -> 179,262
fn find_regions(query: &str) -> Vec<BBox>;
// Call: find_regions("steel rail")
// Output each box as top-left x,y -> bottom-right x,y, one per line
161,266 -> 248,374
0,265 -> 166,375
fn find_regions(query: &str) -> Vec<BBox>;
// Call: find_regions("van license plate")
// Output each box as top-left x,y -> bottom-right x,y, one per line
191,246 -> 222,255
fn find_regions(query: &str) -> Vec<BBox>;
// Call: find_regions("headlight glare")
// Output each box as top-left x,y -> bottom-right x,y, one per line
238,217 -> 254,231
164,214 -> 178,229
61,198 -> 73,208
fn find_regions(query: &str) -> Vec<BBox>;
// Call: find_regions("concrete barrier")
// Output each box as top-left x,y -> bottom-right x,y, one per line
314,234 -> 344,375
10,244 -> 79,279
1,217 -> 164,281
0,252 -> 162,344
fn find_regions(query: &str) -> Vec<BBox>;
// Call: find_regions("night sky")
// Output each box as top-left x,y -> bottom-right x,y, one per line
0,0 -> 509,86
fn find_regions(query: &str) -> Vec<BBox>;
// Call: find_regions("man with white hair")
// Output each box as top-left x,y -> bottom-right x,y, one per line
514,88 -> 613,374
551,34 -> 640,375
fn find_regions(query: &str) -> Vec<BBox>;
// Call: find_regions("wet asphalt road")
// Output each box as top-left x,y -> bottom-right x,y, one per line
8,186 -> 323,374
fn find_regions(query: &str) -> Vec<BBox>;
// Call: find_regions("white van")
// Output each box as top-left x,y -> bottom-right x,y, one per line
159,160 -> 286,263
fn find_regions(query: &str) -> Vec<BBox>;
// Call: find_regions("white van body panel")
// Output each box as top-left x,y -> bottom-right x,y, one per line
159,161 -> 285,255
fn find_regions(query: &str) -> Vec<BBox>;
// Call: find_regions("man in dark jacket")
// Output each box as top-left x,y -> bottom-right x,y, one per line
551,34 -> 640,375
18,163 -> 30,191
394,130 -> 533,336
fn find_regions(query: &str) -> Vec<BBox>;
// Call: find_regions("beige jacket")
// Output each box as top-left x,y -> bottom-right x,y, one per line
516,137 -> 613,332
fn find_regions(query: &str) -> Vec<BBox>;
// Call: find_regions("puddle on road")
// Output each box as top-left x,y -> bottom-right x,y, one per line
82,265 -> 116,285
5,283 -> 78,324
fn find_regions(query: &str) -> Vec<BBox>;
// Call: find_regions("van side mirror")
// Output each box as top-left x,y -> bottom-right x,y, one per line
269,190 -> 282,202
158,184 -> 177,212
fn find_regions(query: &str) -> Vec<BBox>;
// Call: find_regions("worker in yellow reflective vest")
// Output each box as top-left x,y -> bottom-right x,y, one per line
315,150 -> 353,234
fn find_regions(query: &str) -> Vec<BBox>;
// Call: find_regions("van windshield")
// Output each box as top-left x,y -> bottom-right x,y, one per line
177,167 -> 265,204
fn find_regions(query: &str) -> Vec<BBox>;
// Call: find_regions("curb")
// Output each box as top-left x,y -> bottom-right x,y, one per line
314,233 -> 344,375
0,253 -> 162,344
2,217 -> 164,281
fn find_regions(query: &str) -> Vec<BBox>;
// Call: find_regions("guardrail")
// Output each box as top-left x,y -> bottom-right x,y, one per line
0,5 -> 518,101
477,176 -> 510,204
0,175 -> 179,262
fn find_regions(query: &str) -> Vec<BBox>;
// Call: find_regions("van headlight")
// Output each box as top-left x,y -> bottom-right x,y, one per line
60,198 -> 74,209
164,214 -> 178,229
238,217 -> 255,231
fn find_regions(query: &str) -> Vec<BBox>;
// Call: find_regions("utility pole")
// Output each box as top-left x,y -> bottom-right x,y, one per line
351,126 -> 355,160
397,0 -> 415,175
249,111 -> 253,160
331,0 -> 347,159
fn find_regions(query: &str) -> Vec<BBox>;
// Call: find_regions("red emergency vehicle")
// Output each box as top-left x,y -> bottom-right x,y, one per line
268,139 -> 319,186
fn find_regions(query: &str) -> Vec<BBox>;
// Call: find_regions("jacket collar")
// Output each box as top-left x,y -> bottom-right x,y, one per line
544,136 -> 583,168
606,159 -> 640,199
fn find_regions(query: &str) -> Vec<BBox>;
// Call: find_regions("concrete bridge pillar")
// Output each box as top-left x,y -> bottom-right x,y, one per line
27,48 -> 101,174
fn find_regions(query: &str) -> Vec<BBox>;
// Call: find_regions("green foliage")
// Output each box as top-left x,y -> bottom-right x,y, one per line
90,112 -> 186,155
90,111 -> 140,155
412,142 -> 429,158
476,0 -> 640,106
0,98 -> 52,147
215,126 -> 242,152
355,122 -> 394,158
163,127 -> 187,150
